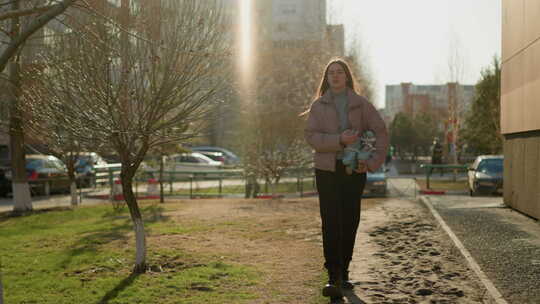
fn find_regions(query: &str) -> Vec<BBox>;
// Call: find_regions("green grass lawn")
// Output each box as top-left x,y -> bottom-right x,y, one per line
0,204 -> 258,304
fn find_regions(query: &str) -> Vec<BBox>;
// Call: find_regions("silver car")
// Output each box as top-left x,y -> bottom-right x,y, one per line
191,146 -> 240,166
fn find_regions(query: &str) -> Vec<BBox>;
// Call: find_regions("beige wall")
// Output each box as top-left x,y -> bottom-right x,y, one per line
502,0 -> 540,220
503,134 -> 540,220
501,0 -> 540,134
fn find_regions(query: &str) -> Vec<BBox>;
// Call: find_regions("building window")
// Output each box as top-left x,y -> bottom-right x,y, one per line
281,4 -> 296,15
283,8 -> 296,14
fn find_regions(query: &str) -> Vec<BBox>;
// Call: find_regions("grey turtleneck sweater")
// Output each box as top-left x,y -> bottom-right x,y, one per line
332,89 -> 349,159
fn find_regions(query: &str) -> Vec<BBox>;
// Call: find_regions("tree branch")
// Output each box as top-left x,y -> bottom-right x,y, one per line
0,5 -> 56,21
0,0 -> 79,73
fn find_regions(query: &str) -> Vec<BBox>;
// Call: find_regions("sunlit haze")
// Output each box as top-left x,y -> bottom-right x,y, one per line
239,0 -> 252,81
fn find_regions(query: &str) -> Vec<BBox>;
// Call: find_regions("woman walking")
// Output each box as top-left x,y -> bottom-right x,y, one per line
304,58 -> 388,301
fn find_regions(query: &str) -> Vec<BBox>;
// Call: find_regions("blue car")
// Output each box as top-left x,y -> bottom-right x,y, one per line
75,152 -> 109,187
363,166 -> 387,197
0,154 -> 71,196
0,167 -> 10,197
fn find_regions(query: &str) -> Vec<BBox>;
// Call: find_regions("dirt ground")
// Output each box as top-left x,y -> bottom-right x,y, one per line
152,197 -> 488,304
152,197 -> 328,303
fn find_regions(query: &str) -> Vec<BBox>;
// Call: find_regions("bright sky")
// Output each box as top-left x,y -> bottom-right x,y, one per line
328,0 -> 502,109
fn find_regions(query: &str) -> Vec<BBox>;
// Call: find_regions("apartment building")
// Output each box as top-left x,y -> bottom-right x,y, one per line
385,82 -> 475,124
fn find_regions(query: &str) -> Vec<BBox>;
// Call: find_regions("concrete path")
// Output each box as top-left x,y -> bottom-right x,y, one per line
343,177 -> 540,304
347,195 -> 490,303
427,195 -> 540,304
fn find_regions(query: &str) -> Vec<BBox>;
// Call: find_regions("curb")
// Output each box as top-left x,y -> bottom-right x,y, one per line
255,194 -> 284,199
419,196 -> 508,304
419,189 -> 469,195
86,194 -> 161,200
419,189 -> 446,195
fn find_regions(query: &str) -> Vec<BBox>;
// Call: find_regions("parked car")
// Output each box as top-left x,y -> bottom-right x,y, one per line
154,152 -> 223,180
468,155 -> 504,196
75,152 -> 109,187
2,154 -> 71,196
166,152 -> 222,171
0,167 -> 10,197
363,166 -> 387,197
0,144 -> 9,167
0,141 -> 10,196
196,151 -> 226,165
191,146 -> 240,166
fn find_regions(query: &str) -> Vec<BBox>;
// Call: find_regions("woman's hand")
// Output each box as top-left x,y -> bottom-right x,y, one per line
355,160 -> 368,173
340,129 -> 359,146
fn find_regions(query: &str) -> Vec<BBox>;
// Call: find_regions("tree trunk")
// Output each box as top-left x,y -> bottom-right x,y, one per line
67,163 -> 78,207
121,169 -> 147,273
0,258 -> 4,304
159,154 -> 164,203
270,179 -> 276,197
70,181 -> 78,206
9,1 -> 32,213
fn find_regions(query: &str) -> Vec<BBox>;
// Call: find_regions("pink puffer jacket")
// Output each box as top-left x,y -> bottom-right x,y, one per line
304,89 -> 389,172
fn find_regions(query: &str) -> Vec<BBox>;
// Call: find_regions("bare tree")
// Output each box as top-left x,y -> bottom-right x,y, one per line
0,0 -> 84,214
0,0 -> 80,73
0,2 -> 80,302
348,37 -> 376,102
3,0 -> 33,213
24,0 -> 229,273
446,35 -> 468,165
238,39 -> 330,196
20,101 -> 83,206
239,37 -> 374,196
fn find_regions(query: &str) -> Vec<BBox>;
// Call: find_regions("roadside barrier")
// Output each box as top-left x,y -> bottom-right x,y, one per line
418,164 -> 468,189
146,178 -> 159,199
112,179 -> 123,201
86,167 -> 316,200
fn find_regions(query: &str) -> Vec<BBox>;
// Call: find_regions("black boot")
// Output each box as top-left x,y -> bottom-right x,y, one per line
342,270 -> 354,289
322,268 -> 343,299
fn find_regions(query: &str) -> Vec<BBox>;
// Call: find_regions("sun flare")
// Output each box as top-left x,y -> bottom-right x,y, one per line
240,0 -> 252,72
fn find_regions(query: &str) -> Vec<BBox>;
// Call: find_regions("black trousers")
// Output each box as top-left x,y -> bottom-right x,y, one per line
316,161 -> 366,273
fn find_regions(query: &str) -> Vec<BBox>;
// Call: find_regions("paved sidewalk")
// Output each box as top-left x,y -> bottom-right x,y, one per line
346,197 -> 489,303
426,195 -> 540,304
342,178 -> 539,304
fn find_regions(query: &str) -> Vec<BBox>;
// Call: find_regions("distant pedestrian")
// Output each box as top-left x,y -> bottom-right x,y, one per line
304,58 -> 389,301
431,138 -> 444,176
244,171 -> 260,198
385,145 -> 394,165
